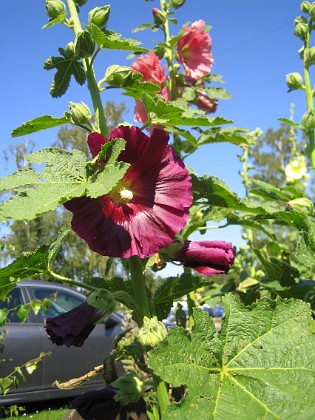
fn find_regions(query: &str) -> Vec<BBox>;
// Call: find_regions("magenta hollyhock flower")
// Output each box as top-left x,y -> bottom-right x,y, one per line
45,302 -> 105,347
172,240 -> 235,276
64,126 -> 192,258
177,20 -> 214,80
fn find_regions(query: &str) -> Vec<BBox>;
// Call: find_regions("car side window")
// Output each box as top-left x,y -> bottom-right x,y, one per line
29,287 -> 84,321
0,288 -> 25,323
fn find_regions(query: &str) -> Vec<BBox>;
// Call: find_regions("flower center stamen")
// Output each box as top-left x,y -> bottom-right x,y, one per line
109,182 -> 134,204
119,188 -> 133,203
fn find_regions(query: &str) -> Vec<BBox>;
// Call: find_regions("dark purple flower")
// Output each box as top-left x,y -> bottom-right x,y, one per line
172,240 -> 235,276
64,126 -> 192,258
45,302 -> 105,347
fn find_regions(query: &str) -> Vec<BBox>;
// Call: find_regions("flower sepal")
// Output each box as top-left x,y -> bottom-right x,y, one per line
87,289 -> 116,315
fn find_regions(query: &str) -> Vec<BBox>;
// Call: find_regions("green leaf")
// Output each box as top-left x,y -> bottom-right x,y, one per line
249,179 -> 294,202
149,295 -> 315,419
201,87 -> 231,100
197,126 -> 252,147
42,13 -> 67,29
0,168 -> 41,192
11,115 -> 70,137
278,117 -> 304,130
16,304 -> 30,324
87,24 -> 147,52
47,230 -> 70,272
0,145 -> 129,220
143,94 -> 232,127
44,43 -> 86,97
296,232 -> 315,268
152,273 -> 215,320
0,246 -> 49,299
192,174 -> 281,215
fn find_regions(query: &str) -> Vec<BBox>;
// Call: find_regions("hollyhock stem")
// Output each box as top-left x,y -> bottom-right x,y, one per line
66,0 -> 109,138
129,256 -> 152,325
128,256 -> 170,412
160,0 -> 177,100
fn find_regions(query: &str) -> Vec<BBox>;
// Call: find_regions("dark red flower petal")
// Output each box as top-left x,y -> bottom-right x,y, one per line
172,240 -> 235,276
45,302 -> 105,347
65,126 -> 192,258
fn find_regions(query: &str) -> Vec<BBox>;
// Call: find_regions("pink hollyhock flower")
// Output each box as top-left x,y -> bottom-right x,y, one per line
132,53 -> 170,127
177,20 -> 214,80
172,240 -> 235,276
64,126 -> 192,258
45,301 -> 105,347
131,51 -> 166,88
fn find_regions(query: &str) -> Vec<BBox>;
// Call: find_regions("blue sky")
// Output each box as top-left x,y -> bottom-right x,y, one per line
0,0 -> 309,264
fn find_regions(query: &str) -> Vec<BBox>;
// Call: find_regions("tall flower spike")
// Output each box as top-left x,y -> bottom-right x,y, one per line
177,20 -> 214,80
172,240 -> 235,276
64,126 -> 192,258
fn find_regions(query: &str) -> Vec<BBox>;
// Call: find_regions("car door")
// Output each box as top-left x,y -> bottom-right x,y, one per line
0,286 -> 45,394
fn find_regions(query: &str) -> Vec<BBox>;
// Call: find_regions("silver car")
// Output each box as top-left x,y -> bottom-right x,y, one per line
0,280 -> 124,405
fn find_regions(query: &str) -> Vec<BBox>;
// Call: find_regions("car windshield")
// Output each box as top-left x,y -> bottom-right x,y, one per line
29,286 -> 84,320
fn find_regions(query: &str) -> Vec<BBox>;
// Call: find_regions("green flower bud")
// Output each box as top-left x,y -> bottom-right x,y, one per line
294,16 -> 309,40
87,289 -> 116,316
45,0 -> 66,20
137,316 -> 167,348
170,0 -> 186,9
301,1 -> 311,13
88,6 -> 110,30
75,31 -> 95,58
310,3 -> 315,19
305,46 -> 315,66
103,65 -> 136,87
286,72 -> 304,90
152,8 -> 166,27
302,109 -> 315,129
67,101 -> 92,125
111,373 -> 143,405
287,197 -> 314,214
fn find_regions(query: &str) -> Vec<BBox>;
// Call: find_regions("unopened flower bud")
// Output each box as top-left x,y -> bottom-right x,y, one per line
287,197 -> 314,214
111,373 -> 143,405
309,3 -> 315,19
152,8 -> 166,27
75,31 -> 95,58
294,16 -> 309,40
302,109 -> 315,129
301,1 -> 311,13
170,0 -> 186,9
137,316 -> 167,348
68,102 -> 92,125
305,46 -> 315,66
103,65 -> 135,87
286,72 -> 304,90
45,0 -> 66,20
88,6 -> 110,30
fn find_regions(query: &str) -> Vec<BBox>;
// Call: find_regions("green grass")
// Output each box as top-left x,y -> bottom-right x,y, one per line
18,407 -> 68,419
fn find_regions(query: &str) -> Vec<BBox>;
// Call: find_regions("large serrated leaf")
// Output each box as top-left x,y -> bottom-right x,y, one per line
44,45 -> 86,98
149,294 -> 315,419
87,24 -> 147,52
198,126 -> 252,147
11,115 -> 70,137
0,145 -> 129,220
143,94 -> 232,127
0,168 -> 41,192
